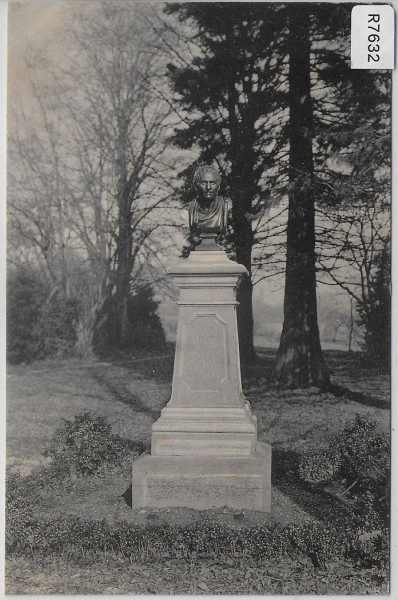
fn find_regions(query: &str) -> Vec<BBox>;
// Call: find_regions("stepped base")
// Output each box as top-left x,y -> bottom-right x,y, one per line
151,405 -> 258,456
131,441 -> 271,512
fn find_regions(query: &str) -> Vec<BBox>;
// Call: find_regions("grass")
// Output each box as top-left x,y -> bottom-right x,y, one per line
7,353 -> 173,473
7,349 -> 389,472
6,554 -> 386,595
6,348 -> 390,594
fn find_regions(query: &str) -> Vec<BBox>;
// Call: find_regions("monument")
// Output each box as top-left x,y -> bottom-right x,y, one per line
131,166 -> 271,511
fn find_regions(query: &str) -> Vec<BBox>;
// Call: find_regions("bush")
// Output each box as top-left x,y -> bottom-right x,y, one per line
298,448 -> 341,484
38,291 -> 80,358
272,447 -> 301,482
6,502 -> 386,570
5,471 -> 41,555
335,416 -> 390,531
299,415 -> 390,530
125,287 -> 167,351
334,416 -> 389,487
93,285 -> 166,355
346,527 -> 389,569
7,266 -> 81,363
7,267 -> 48,364
43,412 -> 144,477
5,506 -> 346,564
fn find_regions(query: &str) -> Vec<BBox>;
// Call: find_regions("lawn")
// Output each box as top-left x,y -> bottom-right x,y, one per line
6,348 -> 390,594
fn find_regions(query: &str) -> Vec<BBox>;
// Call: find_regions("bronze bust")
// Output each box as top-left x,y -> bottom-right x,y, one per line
188,166 -> 229,249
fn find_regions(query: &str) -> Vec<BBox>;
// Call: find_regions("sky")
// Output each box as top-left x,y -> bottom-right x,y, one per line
8,2 -> 99,103
9,3 -> 72,98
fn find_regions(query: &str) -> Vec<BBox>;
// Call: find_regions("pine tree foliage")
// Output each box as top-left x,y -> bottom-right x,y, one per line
164,3 -> 289,364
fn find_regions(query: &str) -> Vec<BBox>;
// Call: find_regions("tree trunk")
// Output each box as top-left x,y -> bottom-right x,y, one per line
114,190 -> 132,346
274,8 -> 329,387
109,116 -> 135,348
230,160 -> 257,367
234,214 -> 257,367
225,20 -> 257,367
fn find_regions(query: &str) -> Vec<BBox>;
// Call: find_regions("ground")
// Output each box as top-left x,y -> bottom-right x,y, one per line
6,555 -> 384,595
5,348 -> 390,594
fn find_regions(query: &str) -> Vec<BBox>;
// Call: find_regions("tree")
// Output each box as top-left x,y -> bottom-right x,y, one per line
164,2 -> 288,365
273,4 -> 390,386
359,242 -> 390,364
7,267 -> 47,364
273,6 -> 329,387
93,285 -> 166,356
59,3 -> 180,350
317,201 -> 390,364
8,3 -> 181,354
313,32 -> 391,365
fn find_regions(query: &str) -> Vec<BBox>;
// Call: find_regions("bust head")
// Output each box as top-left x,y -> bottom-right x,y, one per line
193,166 -> 221,204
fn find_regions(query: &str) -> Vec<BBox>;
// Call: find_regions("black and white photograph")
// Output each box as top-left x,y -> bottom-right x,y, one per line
4,0 -> 394,595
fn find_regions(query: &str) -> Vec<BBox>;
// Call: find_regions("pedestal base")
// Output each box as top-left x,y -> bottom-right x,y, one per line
131,441 -> 271,512
130,250 -> 272,513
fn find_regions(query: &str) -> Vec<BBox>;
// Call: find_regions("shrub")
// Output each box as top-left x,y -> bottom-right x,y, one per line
334,416 -> 389,489
125,287 -> 167,351
6,501 -> 387,571
298,448 -> 340,484
329,415 -> 390,531
93,285 -> 166,355
7,267 -> 48,364
7,266 -> 81,363
346,527 -> 389,569
5,471 -> 41,555
299,415 -> 390,530
43,412 -> 144,477
272,447 -> 301,482
5,509 -> 346,564
37,291 -> 80,358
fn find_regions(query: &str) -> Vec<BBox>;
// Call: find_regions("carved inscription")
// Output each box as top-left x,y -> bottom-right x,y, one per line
180,314 -> 228,391
145,474 -> 263,507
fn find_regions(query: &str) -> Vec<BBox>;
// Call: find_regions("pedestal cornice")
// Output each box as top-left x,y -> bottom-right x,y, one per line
167,251 -> 248,278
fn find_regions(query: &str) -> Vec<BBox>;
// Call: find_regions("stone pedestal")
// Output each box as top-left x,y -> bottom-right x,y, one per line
131,250 -> 271,511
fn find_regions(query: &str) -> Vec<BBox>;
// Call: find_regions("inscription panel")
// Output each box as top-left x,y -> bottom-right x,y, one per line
145,474 -> 262,507
180,314 -> 228,391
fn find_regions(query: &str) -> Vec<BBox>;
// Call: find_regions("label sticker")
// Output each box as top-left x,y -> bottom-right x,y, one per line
351,4 -> 395,69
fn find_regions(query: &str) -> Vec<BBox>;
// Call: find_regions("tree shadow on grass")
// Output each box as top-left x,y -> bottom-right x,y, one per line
90,367 -> 161,421
241,350 -> 275,390
244,361 -> 389,411
324,382 -> 389,410
101,347 -> 175,384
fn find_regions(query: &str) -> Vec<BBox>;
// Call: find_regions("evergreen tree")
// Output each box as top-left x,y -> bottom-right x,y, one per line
7,268 -> 47,364
274,3 -> 390,386
7,267 -> 80,363
165,2 -> 288,365
93,285 -> 166,356
273,5 -> 329,386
